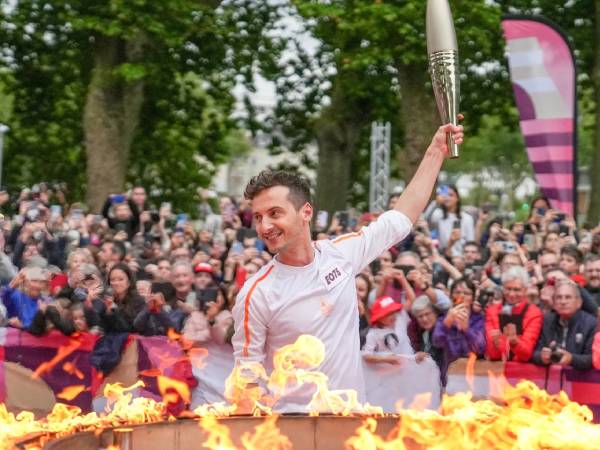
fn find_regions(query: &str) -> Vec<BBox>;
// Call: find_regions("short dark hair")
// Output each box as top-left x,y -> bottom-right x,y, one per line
464,241 -> 480,251
561,245 -> 583,264
244,170 -> 311,210
151,281 -> 177,303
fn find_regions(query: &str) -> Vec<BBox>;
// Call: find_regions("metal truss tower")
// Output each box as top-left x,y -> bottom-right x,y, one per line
369,122 -> 391,212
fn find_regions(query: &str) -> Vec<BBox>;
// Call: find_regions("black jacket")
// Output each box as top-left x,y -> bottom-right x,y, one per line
532,310 -> 597,370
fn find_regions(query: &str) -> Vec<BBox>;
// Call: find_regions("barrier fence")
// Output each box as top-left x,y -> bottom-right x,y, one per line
1,329 -> 599,420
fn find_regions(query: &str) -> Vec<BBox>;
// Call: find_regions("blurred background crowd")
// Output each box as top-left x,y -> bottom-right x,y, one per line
1,181 -> 600,392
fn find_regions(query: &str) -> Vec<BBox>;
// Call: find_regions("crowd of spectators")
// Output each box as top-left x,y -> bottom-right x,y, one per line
1,181 -> 600,392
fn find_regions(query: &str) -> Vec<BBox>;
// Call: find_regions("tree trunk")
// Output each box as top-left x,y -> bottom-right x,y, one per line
588,0 -> 600,225
314,88 -> 365,216
83,35 -> 145,212
396,64 -> 439,182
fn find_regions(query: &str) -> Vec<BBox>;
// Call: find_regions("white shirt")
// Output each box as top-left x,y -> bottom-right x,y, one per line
362,311 -> 414,357
429,209 -> 475,256
231,209 -> 413,412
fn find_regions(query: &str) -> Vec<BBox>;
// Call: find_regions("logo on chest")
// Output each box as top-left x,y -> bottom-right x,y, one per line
321,264 -> 348,291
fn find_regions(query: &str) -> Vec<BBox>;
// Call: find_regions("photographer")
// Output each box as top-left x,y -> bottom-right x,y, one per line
183,284 -> 233,346
433,278 -> 485,379
424,184 -> 474,257
532,280 -> 596,370
485,266 -> 543,362
134,281 -> 185,336
2,267 -> 48,329
101,193 -> 140,240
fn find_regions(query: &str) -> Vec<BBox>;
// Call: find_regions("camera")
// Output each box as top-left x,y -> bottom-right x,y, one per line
149,211 -> 160,223
549,342 -> 563,364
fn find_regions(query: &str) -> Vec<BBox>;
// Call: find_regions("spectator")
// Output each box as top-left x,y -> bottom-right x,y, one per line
156,257 -> 173,281
485,266 -> 542,362
362,296 -> 413,365
463,241 -> 482,267
584,254 -> 600,307
134,281 -> 185,336
101,194 -> 140,240
2,267 -> 48,329
183,284 -> 233,346
425,185 -> 475,257
560,245 -> 584,284
433,278 -> 485,381
533,280 -> 596,370
193,262 -> 216,292
408,296 -> 445,382
172,261 -> 196,305
102,263 -> 145,332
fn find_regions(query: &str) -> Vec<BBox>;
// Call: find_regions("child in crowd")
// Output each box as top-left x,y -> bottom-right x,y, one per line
362,296 -> 413,365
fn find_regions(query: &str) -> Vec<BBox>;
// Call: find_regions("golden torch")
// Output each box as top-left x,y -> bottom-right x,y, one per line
427,0 -> 460,158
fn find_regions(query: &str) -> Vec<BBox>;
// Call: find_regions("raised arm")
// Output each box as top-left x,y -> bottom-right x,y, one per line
395,123 -> 464,223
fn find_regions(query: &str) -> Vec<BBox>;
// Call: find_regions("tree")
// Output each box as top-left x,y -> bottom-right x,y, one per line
0,0 -> 283,211
273,0 -> 514,215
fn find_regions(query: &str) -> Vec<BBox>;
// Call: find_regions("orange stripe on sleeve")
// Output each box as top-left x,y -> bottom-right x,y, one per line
242,265 -> 275,357
332,230 -> 363,244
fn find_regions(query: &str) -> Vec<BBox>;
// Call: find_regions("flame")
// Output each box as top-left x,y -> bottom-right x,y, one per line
465,352 -> 477,392
345,380 -> 600,450
0,380 -> 169,450
56,385 -> 87,401
189,347 -> 210,370
199,415 -> 292,450
5,334 -> 600,450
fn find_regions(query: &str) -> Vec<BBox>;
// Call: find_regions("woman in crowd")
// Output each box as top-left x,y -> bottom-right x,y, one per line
432,278 -> 486,382
424,185 -> 475,257
408,296 -> 445,384
102,263 -> 145,332
183,284 -> 233,346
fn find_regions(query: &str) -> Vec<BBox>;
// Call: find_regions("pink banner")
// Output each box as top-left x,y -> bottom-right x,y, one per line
501,16 -> 577,216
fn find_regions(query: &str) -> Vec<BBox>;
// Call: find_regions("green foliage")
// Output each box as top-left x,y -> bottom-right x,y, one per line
271,0 -> 517,209
0,0 -> 284,209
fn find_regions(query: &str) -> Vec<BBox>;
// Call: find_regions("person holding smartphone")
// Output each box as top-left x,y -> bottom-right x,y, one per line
423,185 -> 474,258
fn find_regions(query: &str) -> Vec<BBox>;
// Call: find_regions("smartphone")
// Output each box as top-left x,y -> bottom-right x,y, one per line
337,211 -> 349,229
436,185 -> 449,197
500,241 -> 517,253
72,209 -> 83,220
176,213 -> 188,224
50,205 -> 62,218
481,203 -> 492,214
452,219 -> 461,230
316,210 -> 329,230
395,264 -> 415,276
554,213 -> 566,223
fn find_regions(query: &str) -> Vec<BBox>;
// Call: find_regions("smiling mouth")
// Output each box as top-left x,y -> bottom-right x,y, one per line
263,231 -> 283,243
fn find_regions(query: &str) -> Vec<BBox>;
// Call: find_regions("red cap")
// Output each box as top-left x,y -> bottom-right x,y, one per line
193,262 -> 213,274
369,296 -> 402,325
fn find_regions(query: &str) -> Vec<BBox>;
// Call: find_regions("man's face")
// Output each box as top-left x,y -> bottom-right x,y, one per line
172,265 -> 193,293
252,186 -> 311,255
559,254 -> 579,275
157,260 -> 172,281
503,278 -> 526,305
396,253 -> 419,268
553,283 -> 581,319
585,260 -> 600,289
463,245 -> 481,265
131,187 -> 146,206
539,253 -> 559,277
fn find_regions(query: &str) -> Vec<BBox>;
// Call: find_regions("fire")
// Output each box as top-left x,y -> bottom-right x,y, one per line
345,380 -> 600,450
4,334 -> 600,449
0,381 -> 169,450
199,415 -> 292,450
